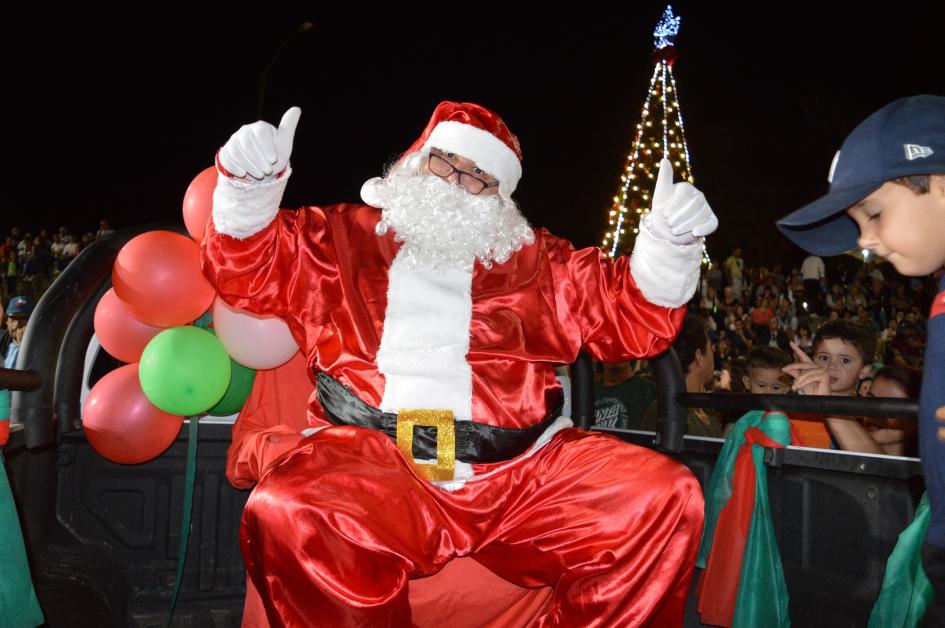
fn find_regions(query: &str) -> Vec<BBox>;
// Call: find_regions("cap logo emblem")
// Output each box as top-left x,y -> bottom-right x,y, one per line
904,144 -> 933,161
827,150 -> 841,184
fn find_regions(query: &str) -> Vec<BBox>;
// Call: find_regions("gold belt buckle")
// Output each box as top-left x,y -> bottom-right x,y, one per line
396,409 -> 456,482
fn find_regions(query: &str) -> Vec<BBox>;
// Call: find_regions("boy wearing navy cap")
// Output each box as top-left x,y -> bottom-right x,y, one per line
776,95 -> 945,622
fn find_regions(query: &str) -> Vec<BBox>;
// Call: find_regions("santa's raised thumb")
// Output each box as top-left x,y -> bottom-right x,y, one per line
652,158 -> 676,211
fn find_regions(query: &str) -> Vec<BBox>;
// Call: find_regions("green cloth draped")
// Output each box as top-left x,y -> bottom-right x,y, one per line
868,492 -> 933,628
0,450 -> 44,627
0,386 -> 45,626
697,410 -> 791,628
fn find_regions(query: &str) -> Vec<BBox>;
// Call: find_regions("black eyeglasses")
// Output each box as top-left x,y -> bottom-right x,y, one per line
427,152 -> 499,195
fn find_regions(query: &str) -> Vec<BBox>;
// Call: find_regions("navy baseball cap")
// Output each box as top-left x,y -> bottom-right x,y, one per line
777,95 -> 945,256
6,295 -> 34,317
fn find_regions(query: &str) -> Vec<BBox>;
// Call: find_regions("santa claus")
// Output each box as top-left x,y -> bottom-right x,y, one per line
202,101 -> 717,626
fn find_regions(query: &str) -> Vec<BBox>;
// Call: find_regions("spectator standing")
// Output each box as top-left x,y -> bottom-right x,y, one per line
801,253 -> 826,313
868,277 -> 892,328
706,261 -> 723,294
725,247 -> 745,302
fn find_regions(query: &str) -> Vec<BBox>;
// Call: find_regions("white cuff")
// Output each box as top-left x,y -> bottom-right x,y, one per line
629,217 -> 703,308
211,167 -> 292,239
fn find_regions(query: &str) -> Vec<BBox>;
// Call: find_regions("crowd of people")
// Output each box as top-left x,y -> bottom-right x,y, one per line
0,221 -> 114,305
594,246 -> 937,458
701,248 -> 935,373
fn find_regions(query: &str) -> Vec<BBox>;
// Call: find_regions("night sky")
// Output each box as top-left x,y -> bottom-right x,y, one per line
4,3 -> 944,267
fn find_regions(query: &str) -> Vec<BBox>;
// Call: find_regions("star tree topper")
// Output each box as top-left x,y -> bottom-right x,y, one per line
653,5 -> 681,50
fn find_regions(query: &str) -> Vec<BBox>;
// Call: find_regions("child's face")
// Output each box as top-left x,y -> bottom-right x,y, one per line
846,176 -> 945,276
813,337 -> 872,394
744,366 -> 791,394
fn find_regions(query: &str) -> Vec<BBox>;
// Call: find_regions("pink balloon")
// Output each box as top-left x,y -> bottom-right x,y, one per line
212,297 -> 299,369
83,364 -> 184,465
183,166 -> 218,243
94,288 -> 164,363
112,231 -> 216,327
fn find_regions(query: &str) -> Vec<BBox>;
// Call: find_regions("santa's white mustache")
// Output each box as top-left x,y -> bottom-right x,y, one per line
369,163 -> 534,271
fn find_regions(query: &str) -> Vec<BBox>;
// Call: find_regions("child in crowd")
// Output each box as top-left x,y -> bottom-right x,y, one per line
743,346 -> 793,395
783,320 -> 874,449
776,95 -> 945,623
794,323 -> 813,352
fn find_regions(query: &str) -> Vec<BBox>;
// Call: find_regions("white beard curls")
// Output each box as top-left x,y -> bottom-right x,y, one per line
371,159 -> 535,272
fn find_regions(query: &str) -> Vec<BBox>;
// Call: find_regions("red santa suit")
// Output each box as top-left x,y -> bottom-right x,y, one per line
202,102 -> 707,627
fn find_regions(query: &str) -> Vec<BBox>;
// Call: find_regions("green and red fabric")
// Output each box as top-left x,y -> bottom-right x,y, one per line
696,410 -> 791,628
0,389 -> 44,627
0,389 -> 8,445
868,492 -> 933,627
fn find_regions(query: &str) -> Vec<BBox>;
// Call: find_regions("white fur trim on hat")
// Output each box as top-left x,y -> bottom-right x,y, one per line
422,121 -> 522,196
629,216 -> 703,308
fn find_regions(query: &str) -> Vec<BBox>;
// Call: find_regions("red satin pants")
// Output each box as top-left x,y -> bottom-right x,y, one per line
241,426 -> 704,627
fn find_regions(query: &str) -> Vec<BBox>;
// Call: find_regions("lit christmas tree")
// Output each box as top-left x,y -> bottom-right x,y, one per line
602,5 -> 697,258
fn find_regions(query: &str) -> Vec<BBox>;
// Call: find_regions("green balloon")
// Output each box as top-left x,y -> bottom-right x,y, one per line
208,359 -> 256,416
139,326 -> 232,416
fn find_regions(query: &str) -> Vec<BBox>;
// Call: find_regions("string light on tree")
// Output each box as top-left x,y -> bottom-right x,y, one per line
601,5 -> 708,264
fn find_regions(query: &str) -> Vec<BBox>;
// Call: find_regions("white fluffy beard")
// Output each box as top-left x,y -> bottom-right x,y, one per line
371,157 -> 534,271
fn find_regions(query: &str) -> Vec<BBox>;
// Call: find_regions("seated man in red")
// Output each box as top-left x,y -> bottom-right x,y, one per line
202,101 -> 718,626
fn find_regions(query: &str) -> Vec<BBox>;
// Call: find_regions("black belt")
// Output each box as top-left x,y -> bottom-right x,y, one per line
315,372 -> 561,465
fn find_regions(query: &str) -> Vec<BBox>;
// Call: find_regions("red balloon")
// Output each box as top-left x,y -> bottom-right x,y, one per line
94,288 -> 164,363
83,364 -> 184,464
112,231 -> 216,327
182,166 -> 218,243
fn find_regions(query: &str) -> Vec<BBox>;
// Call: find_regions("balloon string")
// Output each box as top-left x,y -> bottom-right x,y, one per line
167,416 -> 199,625
193,311 -> 213,330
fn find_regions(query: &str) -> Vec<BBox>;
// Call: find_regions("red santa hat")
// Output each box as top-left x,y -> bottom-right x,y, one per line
361,101 -> 523,206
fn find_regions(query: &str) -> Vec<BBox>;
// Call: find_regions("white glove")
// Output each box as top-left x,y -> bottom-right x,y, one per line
219,107 -> 301,181
644,159 -> 718,245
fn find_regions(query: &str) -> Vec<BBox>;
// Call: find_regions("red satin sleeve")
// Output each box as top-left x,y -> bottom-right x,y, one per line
200,206 -> 334,328
226,352 -> 317,489
546,232 -> 686,363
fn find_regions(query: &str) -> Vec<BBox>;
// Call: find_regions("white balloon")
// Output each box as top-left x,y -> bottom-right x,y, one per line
212,297 -> 299,370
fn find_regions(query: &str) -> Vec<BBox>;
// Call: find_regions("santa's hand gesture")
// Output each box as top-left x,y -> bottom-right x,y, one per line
219,107 -> 301,181
646,159 -> 718,245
